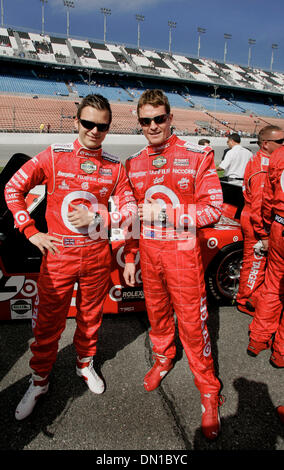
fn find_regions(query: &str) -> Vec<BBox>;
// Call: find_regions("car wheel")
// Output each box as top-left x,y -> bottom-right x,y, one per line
205,241 -> 243,305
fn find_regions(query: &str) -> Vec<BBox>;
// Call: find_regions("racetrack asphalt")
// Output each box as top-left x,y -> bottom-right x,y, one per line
0,304 -> 283,457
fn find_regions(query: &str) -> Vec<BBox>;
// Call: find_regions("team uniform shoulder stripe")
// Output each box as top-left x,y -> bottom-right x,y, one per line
51,143 -> 74,153
102,151 -> 120,164
126,147 -> 146,161
183,142 -> 212,154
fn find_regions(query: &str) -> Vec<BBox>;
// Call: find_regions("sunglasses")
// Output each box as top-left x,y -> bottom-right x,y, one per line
79,119 -> 110,132
264,138 -> 284,144
138,113 -> 169,127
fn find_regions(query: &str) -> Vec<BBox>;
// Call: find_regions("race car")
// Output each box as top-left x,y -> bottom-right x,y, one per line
0,153 -> 244,320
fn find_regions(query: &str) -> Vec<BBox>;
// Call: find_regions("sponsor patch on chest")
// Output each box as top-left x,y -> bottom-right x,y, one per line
99,168 -> 112,176
80,160 -> 97,174
173,158 -> 189,166
177,177 -> 190,190
152,156 -> 167,168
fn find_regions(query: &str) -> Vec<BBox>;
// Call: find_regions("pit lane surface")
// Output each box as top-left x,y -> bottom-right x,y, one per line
0,306 -> 283,453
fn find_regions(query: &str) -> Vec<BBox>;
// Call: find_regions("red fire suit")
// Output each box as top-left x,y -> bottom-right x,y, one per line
5,139 -> 137,378
249,146 -> 284,355
236,150 -> 269,311
126,135 -> 223,394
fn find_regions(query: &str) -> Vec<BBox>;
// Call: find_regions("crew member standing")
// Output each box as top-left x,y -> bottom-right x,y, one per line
237,125 -> 284,315
126,89 -> 224,440
247,145 -> 284,367
216,133 -> 252,180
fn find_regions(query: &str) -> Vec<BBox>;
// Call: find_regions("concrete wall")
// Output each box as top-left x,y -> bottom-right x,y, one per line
0,132 -> 255,148
0,133 -> 258,166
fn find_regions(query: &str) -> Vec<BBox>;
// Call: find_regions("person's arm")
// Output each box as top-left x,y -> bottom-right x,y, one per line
216,149 -> 231,173
5,156 -> 45,238
248,170 -> 269,242
123,262 -> 136,287
166,149 -> 223,229
261,167 -> 275,237
113,163 -> 139,286
135,149 -> 223,230
28,232 -> 61,255
67,203 -> 95,228
4,150 -> 61,254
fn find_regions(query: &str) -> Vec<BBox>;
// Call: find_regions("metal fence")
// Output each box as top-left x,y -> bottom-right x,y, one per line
0,96 -> 275,137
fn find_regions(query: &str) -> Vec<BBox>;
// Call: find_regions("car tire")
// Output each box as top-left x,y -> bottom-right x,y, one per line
205,241 -> 244,305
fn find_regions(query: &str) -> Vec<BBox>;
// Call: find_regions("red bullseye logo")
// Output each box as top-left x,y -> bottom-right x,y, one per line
111,211 -> 122,223
61,191 -> 98,234
20,279 -> 38,297
68,198 -> 90,212
109,285 -> 123,302
145,185 -> 180,208
144,185 -> 180,227
15,210 -> 29,226
207,237 -> 218,249
203,342 -> 211,357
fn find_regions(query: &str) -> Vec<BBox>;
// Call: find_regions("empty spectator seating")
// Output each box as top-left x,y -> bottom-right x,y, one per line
0,26 -> 283,136
0,94 -> 283,136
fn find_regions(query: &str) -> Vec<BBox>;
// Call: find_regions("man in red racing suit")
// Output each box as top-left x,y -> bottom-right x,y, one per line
247,144 -> 284,367
236,126 -> 284,315
126,89 -> 224,440
5,94 -> 137,420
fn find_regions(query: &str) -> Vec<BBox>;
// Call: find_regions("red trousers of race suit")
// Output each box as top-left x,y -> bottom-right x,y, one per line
139,237 -> 220,395
236,209 -> 267,309
30,240 -> 111,378
249,221 -> 284,355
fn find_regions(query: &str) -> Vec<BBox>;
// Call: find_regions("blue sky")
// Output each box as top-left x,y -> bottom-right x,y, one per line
2,0 -> 284,72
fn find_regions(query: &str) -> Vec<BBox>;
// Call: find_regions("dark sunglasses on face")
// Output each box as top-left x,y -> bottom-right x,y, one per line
264,138 -> 284,144
79,118 -> 110,132
138,113 -> 169,127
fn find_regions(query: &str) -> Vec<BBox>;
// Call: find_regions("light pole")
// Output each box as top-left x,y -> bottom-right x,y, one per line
63,0 -> 74,37
223,33 -> 232,63
197,27 -> 206,58
1,0 -> 4,27
270,43 -> 278,71
248,38 -> 256,67
136,14 -> 144,49
168,20 -> 176,53
40,0 -> 48,35
101,8 -> 111,43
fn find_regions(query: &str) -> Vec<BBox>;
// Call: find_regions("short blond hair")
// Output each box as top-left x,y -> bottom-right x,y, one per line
137,89 -> 170,116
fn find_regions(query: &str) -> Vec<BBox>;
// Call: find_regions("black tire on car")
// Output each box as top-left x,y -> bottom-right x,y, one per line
205,241 -> 244,305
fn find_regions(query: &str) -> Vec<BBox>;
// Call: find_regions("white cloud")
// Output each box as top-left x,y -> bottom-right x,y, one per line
52,0 -> 176,13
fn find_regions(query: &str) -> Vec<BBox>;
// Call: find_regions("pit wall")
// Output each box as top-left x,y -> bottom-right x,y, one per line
0,133 -> 256,146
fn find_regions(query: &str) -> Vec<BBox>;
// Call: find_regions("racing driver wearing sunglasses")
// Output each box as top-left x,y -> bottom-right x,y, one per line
5,94 -> 138,420
126,89 -> 224,440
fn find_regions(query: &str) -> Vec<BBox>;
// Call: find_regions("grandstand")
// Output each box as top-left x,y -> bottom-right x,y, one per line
0,26 -> 283,135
